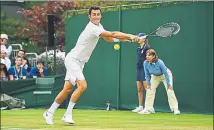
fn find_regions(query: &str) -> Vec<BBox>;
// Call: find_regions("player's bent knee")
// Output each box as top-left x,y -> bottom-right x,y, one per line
76,80 -> 87,91
63,87 -> 72,93
65,89 -> 72,93
77,83 -> 87,91
80,84 -> 87,91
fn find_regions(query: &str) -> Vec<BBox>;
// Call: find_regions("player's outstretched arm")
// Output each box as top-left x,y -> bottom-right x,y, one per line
100,31 -> 139,42
102,34 -> 146,44
102,36 -> 131,43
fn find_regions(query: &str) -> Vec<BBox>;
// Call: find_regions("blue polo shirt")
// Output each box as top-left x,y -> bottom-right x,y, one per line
136,44 -> 150,68
28,66 -> 48,78
143,59 -> 171,86
8,66 -> 27,80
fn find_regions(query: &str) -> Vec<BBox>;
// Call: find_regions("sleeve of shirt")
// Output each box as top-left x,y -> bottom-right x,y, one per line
7,45 -> 12,56
144,61 -> 151,86
158,60 -> 171,86
22,68 -> 27,76
92,25 -> 106,37
8,59 -> 11,68
8,67 -> 14,76
29,67 -> 37,77
5,58 -> 11,70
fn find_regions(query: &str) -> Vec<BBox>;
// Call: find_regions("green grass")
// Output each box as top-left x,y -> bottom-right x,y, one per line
1,109 -> 213,130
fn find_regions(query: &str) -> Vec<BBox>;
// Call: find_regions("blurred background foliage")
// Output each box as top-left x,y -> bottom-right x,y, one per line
1,1 -> 192,54
0,1 -> 193,75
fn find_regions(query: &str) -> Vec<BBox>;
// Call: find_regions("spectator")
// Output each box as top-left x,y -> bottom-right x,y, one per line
8,56 -> 27,80
0,34 -> 12,58
21,56 -> 31,74
28,60 -> 48,78
0,49 -> 11,70
0,59 -> 9,81
12,49 -> 31,73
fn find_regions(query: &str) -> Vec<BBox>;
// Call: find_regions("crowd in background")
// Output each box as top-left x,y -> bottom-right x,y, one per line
0,34 -> 48,81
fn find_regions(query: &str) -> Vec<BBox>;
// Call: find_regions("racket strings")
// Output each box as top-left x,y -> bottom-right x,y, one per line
156,26 -> 179,37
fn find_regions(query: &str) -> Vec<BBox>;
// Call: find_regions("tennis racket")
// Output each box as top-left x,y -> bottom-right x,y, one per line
129,22 -> 180,41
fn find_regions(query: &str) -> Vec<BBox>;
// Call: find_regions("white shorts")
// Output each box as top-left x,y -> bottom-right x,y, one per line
64,56 -> 85,86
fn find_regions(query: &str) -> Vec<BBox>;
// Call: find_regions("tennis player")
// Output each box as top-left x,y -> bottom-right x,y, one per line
43,6 -> 142,125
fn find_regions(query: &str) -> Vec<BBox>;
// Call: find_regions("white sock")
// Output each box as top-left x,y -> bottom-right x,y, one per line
139,105 -> 143,109
48,101 -> 60,114
65,101 -> 76,115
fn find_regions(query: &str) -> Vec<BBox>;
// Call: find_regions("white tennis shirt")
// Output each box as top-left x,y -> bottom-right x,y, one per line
67,21 -> 106,63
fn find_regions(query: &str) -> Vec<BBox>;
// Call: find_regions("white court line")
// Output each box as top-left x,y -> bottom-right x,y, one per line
1,127 -> 46,130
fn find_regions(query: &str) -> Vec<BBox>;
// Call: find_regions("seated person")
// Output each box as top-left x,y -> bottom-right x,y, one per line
1,49 -> 11,70
8,56 -> 27,80
21,56 -> 31,74
12,49 -> 31,73
0,59 -> 9,81
1,34 -> 12,58
28,60 -> 48,78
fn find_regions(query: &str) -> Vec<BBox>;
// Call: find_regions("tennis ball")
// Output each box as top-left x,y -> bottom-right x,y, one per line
114,44 -> 120,50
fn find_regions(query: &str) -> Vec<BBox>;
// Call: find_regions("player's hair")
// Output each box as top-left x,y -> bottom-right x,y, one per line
88,6 -> 102,15
146,49 -> 159,62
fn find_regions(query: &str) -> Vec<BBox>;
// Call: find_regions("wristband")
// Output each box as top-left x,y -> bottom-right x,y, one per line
113,38 -> 120,42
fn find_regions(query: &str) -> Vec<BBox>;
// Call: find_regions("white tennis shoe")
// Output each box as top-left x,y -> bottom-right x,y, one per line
132,106 -> 144,113
61,113 -> 75,124
138,108 -> 155,114
43,111 -> 54,125
174,110 -> 180,115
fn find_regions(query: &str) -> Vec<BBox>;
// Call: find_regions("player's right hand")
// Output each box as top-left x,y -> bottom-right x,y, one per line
129,35 -> 140,42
